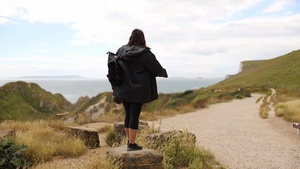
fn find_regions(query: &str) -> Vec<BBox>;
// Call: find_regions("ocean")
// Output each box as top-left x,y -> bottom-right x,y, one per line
0,78 -> 223,103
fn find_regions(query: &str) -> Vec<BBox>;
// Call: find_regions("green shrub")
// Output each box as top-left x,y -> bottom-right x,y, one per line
105,129 -> 117,147
177,90 -> 194,98
194,99 -> 208,108
151,130 -> 218,169
0,139 -> 29,169
235,94 -> 243,99
244,91 -> 251,97
164,90 -> 198,110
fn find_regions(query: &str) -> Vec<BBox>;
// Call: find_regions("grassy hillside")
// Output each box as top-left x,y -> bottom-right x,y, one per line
214,50 -> 300,92
0,81 -> 72,121
240,60 -> 266,72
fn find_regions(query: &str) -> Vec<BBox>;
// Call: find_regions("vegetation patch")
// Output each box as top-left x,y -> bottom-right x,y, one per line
137,128 -> 225,169
97,124 -> 113,133
16,128 -> 86,163
0,81 -> 72,121
0,120 -> 86,166
275,100 -> 300,122
0,139 -> 29,169
105,129 -> 116,147
259,93 -> 271,119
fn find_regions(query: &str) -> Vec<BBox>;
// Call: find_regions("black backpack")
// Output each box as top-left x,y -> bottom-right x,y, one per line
106,51 -> 141,87
107,52 -> 124,87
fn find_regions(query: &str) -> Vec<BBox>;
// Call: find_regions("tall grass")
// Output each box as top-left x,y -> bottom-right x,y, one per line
16,128 -> 86,163
259,106 -> 270,119
275,99 -> 300,122
34,148 -> 120,169
258,90 -> 272,119
272,88 -> 300,104
83,148 -> 121,169
0,120 -> 86,165
0,119 -> 69,131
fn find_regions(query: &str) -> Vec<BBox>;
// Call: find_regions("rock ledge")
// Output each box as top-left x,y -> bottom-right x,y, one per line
107,145 -> 164,169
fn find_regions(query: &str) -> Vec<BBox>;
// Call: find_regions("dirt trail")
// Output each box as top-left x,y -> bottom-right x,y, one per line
151,91 -> 300,169
38,91 -> 300,169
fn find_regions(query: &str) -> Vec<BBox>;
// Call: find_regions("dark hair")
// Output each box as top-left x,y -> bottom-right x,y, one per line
127,29 -> 149,49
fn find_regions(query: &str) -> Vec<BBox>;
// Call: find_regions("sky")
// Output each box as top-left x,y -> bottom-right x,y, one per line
0,0 -> 300,79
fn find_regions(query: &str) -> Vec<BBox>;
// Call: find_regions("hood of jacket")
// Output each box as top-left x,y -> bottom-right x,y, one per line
120,45 -> 148,61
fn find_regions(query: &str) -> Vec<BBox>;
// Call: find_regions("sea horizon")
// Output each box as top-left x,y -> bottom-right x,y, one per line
0,77 -> 224,103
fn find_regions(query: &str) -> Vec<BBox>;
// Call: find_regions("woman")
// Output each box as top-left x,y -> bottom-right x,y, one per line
112,29 -> 168,151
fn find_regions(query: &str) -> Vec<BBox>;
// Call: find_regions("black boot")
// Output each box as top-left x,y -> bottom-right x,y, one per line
127,143 -> 142,151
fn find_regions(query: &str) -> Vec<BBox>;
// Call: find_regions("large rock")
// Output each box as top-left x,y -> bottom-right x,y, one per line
0,129 -> 15,140
114,121 -> 149,143
107,145 -> 164,169
67,126 -> 100,148
146,130 -> 196,149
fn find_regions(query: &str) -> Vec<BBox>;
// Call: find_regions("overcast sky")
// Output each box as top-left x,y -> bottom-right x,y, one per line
0,0 -> 299,79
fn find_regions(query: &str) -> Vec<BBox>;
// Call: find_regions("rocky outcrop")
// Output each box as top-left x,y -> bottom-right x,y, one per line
0,129 -> 15,140
107,145 -> 164,169
68,96 -> 123,123
67,126 -> 100,148
114,121 -> 149,143
72,96 -> 90,110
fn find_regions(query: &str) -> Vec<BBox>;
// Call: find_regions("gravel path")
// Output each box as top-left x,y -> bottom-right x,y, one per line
152,93 -> 300,169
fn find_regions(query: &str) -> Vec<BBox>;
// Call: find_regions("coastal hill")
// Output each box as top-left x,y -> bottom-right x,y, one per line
0,81 -> 72,121
218,49 -> 300,90
17,75 -> 86,79
0,50 -> 299,121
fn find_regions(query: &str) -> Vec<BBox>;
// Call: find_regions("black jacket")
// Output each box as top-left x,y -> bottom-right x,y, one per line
113,45 -> 168,103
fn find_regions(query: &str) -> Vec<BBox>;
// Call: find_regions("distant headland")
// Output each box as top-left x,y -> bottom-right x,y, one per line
17,75 -> 87,79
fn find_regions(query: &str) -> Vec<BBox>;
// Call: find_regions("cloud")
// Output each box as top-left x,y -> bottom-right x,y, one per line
0,0 -> 299,78
0,0 -> 262,43
263,0 -> 295,13
0,54 -> 106,78
0,17 -> 10,24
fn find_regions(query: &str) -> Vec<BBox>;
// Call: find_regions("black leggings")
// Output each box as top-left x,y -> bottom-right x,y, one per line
123,102 -> 142,130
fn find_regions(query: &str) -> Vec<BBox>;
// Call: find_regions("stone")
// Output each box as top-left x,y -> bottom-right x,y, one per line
0,129 -> 15,139
114,121 -> 149,143
107,145 -> 164,169
67,126 -> 100,148
139,120 -> 150,130
146,130 -> 196,149
114,122 -> 126,142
